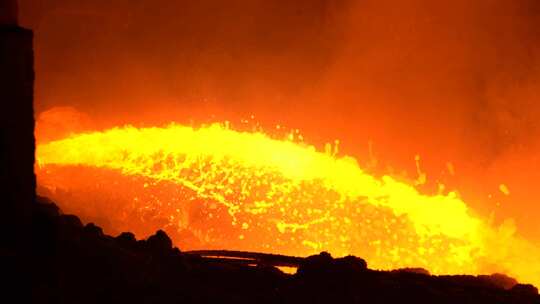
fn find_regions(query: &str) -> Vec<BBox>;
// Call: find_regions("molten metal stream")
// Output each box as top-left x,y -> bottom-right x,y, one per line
36,123 -> 540,285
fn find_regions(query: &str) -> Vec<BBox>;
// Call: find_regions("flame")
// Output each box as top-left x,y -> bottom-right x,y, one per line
36,122 -> 540,285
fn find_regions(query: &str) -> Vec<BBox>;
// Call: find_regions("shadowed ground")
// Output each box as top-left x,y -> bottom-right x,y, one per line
28,196 -> 539,304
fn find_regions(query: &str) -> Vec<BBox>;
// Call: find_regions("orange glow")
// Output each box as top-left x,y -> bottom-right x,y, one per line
36,122 -> 540,286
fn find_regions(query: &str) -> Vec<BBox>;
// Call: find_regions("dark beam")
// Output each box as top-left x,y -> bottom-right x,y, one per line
185,250 -> 304,268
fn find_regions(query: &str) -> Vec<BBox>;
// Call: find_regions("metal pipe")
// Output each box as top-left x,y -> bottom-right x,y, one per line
185,250 -> 304,268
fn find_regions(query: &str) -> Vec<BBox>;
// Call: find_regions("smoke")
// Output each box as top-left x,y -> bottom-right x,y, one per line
320,0 -> 540,240
21,0 -> 540,241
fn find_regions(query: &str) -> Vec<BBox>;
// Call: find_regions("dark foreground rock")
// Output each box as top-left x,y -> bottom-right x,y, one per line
26,196 -> 539,304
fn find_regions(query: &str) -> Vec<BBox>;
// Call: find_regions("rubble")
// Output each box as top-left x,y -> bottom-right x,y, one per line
30,196 -> 540,304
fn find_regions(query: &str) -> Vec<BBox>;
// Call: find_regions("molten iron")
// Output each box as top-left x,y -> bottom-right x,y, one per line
35,122 -> 540,285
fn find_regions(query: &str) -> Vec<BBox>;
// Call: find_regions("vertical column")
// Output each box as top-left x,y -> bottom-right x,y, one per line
0,0 -> 35,251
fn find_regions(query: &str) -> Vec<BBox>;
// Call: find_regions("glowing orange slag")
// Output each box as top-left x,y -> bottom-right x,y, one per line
36,123 -> 540,285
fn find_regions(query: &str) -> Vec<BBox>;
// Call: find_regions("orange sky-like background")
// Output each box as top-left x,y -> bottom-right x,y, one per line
21,0 -> 540,242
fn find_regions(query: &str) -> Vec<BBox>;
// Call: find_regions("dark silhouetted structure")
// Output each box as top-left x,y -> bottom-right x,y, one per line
31,197 -> 540,303
0,0 -> 34,252
1,2 -> 34,302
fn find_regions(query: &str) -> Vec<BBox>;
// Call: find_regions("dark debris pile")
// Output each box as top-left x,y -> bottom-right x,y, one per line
20,196 -> 539,303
